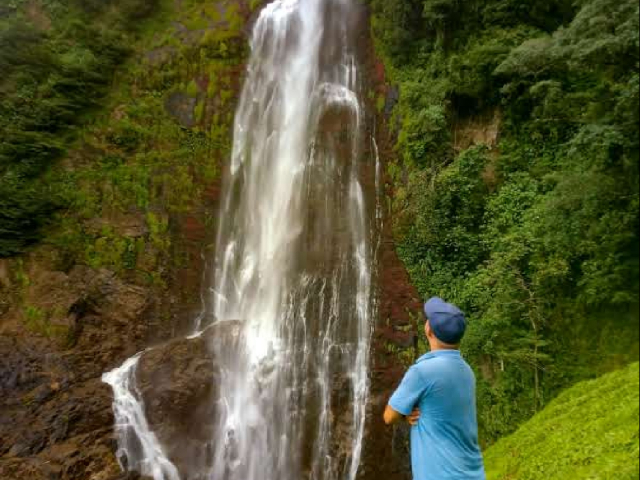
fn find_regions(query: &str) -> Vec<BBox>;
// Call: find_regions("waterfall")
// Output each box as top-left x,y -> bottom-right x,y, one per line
102,353 -> 180,480
103,0 -> 380,478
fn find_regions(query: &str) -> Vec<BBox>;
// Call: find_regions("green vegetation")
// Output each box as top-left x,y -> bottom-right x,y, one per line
1,0 -> 247,290
250,0 -> 263,12
23,304 -> 67,339
0,0 -> 160,256
485,363 -> 640,480
369,0 -> 640,443
24,305 -> 49,335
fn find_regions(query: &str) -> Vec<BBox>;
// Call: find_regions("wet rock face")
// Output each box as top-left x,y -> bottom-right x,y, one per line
137,334 -> 217,477
0,265 -> 152,480
354,4 -> 421,479
133,321 -> 243,478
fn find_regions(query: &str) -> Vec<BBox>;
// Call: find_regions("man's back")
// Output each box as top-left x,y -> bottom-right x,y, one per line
389,350 -> 485,480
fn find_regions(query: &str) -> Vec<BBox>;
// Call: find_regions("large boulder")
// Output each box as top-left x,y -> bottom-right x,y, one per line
134,321 -> 243,477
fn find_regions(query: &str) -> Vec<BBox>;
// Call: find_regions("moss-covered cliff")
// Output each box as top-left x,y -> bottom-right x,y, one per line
1,1 -> 257,478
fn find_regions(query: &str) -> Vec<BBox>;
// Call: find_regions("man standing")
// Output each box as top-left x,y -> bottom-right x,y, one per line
383,297 -> 486,480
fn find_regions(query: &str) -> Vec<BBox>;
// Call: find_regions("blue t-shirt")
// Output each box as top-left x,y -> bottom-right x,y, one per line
389,350 -> 486,480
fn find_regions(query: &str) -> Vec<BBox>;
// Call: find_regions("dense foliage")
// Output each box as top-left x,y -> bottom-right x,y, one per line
1,0 -> 247,340
485,363 -> 640,479
370,0 -> 640,442
0,0 -> 158,256
1,0 -> 246,289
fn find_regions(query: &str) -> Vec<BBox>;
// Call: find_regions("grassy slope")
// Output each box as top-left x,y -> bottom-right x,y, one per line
485,363 -> 640,480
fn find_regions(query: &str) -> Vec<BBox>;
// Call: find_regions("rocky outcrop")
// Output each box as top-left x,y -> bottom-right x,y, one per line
134,321 -> 242,477
0,265 -> 152,480
165,92 -> 198,128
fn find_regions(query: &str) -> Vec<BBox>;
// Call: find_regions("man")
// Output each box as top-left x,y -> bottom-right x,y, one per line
383,297 -> 485,480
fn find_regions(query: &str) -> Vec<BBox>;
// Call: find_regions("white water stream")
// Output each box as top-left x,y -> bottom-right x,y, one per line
103,0 -> 381,478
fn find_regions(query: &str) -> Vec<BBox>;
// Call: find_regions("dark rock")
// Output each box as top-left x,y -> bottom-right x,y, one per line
146,46 -> 177,66
8,428 -> 47,457
32,384 -> 54,404
384,87 -> 399,118
165,92 -> 197,128
135,321 -> 243,476
49,415 -> 69,444
0,456 -> 61,480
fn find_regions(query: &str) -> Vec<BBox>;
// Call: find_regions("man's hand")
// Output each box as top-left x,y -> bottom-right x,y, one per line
406,408 -> 421,427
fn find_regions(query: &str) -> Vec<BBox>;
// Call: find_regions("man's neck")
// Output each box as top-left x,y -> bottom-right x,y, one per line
428,341 -> 460,352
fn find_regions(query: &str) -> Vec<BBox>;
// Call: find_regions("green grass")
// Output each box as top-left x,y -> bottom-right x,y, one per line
485,363 -> 640,480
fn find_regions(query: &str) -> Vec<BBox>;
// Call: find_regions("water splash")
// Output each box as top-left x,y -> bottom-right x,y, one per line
102,354 -> 180,480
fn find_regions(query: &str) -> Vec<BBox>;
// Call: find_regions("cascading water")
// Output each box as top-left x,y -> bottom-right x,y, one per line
103,353 -> 180,480
103,0 -> 381,478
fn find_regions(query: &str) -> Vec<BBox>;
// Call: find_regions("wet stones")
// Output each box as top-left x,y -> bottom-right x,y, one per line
0,261 -> 154,480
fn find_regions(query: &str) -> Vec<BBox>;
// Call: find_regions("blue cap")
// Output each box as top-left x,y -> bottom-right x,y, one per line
424,297 -> 467,344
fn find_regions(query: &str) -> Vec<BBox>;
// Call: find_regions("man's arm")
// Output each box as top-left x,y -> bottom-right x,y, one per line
384,405 -> 421,426
384,366 -> 426,426
383,405 -> 404,425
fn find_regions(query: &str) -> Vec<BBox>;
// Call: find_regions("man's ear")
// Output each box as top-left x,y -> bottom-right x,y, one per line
425,319 -> 431,338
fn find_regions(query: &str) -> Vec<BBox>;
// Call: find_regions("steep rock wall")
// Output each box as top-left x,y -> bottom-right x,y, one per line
0,1 -> 253,478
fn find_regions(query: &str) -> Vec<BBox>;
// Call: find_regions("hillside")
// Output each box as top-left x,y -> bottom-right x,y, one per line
368,0 -> 640,442
485,362 -> 640,479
